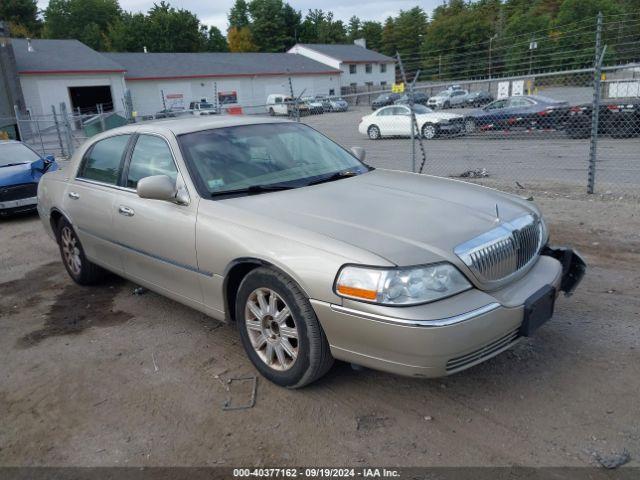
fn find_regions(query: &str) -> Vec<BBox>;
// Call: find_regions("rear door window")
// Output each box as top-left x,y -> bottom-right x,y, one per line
126,135 -> 178,189
78,135 -> 131,185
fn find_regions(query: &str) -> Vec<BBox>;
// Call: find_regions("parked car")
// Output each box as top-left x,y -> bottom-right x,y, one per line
371,93 -> 401,110
317,95 -> 348,112
189,101 -> 217,116
37,117 -> 585,388
462,90 -> 494,108
565,99 -> 640,139
1,140 -> 58,215
155,109 -> 191,120
427,89 -> 469,109
394,92 -> 430,106
359,104 -> 465,140
266,94 -> 310,117
464,95 -> 570,133
302,97 -> 324,115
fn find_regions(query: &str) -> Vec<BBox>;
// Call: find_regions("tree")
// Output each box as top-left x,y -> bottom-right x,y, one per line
0,0 -> 41,36
228,26 -> 257,52
43,0 -> 121,50
282,3 -> 302,49
299,9 -> 346,44
380,17 -> 396,57
228,0 -> 250,29
360,21 -> 383,51
248,0 -> 288,52
206,26 -> 228,52
108,1 -> 213,53
347,15 -> 361,41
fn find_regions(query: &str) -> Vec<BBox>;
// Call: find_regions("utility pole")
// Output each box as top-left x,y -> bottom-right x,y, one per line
588,12 -> 605,194
397,52 -> 425,174
438,54 -> 442,80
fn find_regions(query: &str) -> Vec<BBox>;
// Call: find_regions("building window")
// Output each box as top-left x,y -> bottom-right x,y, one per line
329,89 -> 335,96
365,64 -> 372,74
380,64 -> 387,73
349,64 -> 357,74
380,81 -> 387,87
365,81 -> 374,87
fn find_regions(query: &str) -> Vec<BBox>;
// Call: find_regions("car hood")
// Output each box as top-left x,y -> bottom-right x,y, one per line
0,162 -> 38,186
221,169 -> 537,267
0,159 -> 58,187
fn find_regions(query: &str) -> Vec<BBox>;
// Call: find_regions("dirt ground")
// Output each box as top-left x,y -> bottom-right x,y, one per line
0,184 -> 639,468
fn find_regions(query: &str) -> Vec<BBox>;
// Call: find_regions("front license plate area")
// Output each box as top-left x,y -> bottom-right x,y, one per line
520,285 -> 556,337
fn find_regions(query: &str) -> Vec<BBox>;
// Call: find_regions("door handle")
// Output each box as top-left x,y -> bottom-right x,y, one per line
68,191 -> 79,200
118,206 -> 135,217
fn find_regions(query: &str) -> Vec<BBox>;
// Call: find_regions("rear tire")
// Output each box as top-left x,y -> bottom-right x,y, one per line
367,125 -> 381,140
443,101 -> 450,109
56,217 -> 106,285
236,267 -> 334,388
268,107 -> 275,116
465,118 -> 476,134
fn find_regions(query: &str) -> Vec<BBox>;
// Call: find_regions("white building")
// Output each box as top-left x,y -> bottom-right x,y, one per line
104,52 -> 341,116
11,38 -> 393,119
288,42 -> 396,91
12,38 -> 127,117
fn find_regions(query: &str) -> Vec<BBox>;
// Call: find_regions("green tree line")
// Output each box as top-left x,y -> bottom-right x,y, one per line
1,0 -> 638,79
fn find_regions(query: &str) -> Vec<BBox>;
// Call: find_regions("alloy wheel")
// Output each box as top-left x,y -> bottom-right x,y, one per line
244,288 -> 299,371
368,125 -> 380,140
422,124 -> 437,139
61,226 -> 82,276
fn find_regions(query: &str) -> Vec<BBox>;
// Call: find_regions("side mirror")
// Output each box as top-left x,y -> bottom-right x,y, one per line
351,146 -> 366,162
44,154 -> 55,163
137,175 -> 177,202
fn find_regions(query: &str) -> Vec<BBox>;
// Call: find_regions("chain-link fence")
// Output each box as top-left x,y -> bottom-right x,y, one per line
3,11 -> 637,197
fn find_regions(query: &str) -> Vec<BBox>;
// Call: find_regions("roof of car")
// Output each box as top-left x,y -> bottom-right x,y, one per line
100,116 -> 294,138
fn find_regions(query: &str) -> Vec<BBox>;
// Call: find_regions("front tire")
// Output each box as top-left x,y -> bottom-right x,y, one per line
422,123 -> 438,140
236,267 -> 333,388
56,217 -> 106,285
268,107 -> 275,116
367,125 -> 381,140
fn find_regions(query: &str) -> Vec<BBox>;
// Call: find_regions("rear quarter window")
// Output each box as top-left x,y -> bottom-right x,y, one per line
77,134 -> 131,185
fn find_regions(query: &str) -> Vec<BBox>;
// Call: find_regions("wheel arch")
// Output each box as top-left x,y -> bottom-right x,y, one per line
223,257 -> 311,324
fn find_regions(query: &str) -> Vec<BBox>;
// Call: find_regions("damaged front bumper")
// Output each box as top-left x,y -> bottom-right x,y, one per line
541,245 -> 587,296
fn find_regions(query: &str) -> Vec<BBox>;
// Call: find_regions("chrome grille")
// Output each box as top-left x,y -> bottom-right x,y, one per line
446,328 -> 520,373
454,214 -> 544,285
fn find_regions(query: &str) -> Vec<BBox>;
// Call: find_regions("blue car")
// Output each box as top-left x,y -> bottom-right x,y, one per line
464,95 -> 569,133
0,140 -> 58,215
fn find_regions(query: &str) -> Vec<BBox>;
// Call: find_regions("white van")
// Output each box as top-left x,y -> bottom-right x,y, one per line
266,94 -> 291,116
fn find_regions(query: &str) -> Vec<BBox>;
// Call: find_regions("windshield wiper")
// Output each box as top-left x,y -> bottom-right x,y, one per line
0,162 -> 29,168
306,170 -> 360,186
211,183 -> 297,197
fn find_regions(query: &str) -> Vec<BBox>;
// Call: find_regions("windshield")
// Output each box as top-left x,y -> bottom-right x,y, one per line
0,142 -> 40,167
178,123 -> 368,196
436,90 -> 450,97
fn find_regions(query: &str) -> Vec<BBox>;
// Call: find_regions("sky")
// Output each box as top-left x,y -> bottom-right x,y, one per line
36,0 -> 443,33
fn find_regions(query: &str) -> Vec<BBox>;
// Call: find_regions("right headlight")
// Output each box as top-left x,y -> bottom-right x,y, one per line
335,263 -> 472,306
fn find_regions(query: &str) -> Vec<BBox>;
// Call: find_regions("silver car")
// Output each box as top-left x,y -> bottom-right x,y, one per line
37,117 -> 585,388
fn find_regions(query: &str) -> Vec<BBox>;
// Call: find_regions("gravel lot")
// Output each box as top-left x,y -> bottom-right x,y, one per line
1,177 -> 639,467
304,106 -> 640,194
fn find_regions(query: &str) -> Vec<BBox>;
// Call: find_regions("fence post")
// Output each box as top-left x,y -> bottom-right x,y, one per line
13,105 -> 23,142
60,102 -> 74,156
588,12 -> 604,194
52,104 -> 66,157
397,52 -> 416,172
